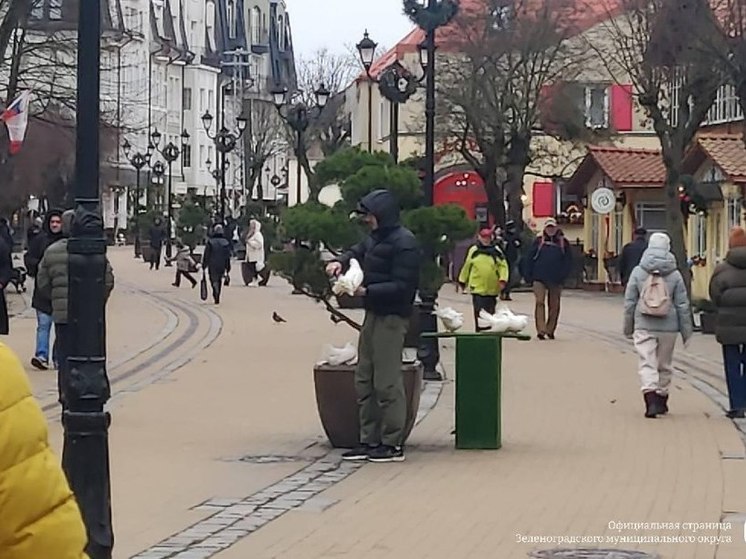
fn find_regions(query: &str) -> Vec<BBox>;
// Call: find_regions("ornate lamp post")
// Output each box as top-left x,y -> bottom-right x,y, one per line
122,139 -> 153,257
270,83 -> 330,206
206,158 -> 230,214
150,128 -> 190,264
202,109 -> 246,223
65,0 -> 113,555
357,30 -> 419,163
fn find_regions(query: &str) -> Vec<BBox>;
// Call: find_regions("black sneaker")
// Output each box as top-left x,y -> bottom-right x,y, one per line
368,445 -> 405,463
341,445 -> 376,461
537,333 -> 547,340
726,409 -> 746,419
547,333 -> 556,340
31,357 -> 49,371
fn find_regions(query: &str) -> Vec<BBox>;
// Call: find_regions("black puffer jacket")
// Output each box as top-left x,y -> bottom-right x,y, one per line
338,190 -> 420,318
25,210 -> 64,314
709,247 -> 746,345
203,232 -> 232,274
620,237 -> 647,285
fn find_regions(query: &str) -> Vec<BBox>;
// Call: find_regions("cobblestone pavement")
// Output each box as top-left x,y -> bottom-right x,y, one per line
9,251 -> 744,559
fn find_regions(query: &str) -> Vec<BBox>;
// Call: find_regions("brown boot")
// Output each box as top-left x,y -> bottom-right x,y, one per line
644,391 -> 662,418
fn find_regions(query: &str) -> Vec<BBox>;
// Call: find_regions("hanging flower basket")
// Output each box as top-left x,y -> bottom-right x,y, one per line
403,0 -> 460,32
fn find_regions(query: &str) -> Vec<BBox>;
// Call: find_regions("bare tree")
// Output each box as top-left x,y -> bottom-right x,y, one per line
437,0 -> 591,227
242,98 -> 284,199
593,0 -> 723,279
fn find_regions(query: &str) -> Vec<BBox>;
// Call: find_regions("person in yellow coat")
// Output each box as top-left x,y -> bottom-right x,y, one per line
459,228 -> 510,331
0,342 -> 88,559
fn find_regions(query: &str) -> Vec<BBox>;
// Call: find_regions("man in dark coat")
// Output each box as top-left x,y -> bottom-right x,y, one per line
202,224 -> 232,305
25,210 -> 64,369
500,220 -> 523,301
619,227 -> 648,286
148,217 -> 166,270
0,217 -> 14,252
326,189 -> 420,463
522,218 -> 573,340
0,235 -> 12,336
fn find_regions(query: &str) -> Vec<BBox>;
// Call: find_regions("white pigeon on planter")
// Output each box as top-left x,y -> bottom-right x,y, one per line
434,306 -> 464,332
332,258 -> 364,297
323,342 -> 357,366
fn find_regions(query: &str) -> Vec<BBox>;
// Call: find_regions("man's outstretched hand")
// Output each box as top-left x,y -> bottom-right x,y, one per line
326,261 -> 342,277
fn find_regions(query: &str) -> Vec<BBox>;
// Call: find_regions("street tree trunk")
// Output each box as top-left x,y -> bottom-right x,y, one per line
661,159 -> 691,291
481,165 -> 505,227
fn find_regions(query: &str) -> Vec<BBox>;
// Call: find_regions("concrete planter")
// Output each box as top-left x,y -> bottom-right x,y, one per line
313,361 -> 423,448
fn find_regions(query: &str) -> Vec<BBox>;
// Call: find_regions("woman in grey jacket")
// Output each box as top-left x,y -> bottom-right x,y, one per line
623,232 -> 693,418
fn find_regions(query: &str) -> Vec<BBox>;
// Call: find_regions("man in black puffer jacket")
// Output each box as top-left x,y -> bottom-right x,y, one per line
326,189 -> 420,463
25,210 -> 64,370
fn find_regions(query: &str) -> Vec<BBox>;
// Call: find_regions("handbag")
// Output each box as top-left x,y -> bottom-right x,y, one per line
224,272 -> 231,287
199,270 -> 208,301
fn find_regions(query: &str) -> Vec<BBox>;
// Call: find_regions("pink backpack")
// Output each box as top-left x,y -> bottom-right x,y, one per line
639,271 -> 671,317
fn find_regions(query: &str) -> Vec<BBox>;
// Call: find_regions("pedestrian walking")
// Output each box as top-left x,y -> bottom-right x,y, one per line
36,210 -> 115,407
458,228 -> 509,331
26,215 -> 42,248
168,241 -> 198,288
522,218 -> 573,340
0,342 -> 88,559
0,234 -> 12,336
24,210 -> 64,369
203,224 -> 232,304
619,227 -> 648,286
326,189 -> 420,463
501,219 -> 522,301
245,219 -> 269,287
708,226 -> 746,419
0,217 -> 14,251
623,232 -> 692,418
148,217 -> 166,270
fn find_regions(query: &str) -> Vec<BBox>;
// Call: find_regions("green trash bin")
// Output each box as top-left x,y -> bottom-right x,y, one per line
423,332 -> 530,450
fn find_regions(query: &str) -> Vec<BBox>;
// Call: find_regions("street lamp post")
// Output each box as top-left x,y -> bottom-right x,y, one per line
122,139 -> 153,258
206,158 -> 230,215
270,83 -> 330,206
202,109 -> 247,223
150,128 -> 190,264
404,0 -> 459,380
65,0 -> 113,556
357,31 -> 419,164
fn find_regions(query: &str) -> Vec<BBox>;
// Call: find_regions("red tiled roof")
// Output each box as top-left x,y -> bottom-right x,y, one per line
686,134 -> 746,183
565,146 -> 666,193
359,0 -> 625,81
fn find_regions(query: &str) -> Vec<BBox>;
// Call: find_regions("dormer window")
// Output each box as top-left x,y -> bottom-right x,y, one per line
228,0 -> 236,39
49,0 -> 62,20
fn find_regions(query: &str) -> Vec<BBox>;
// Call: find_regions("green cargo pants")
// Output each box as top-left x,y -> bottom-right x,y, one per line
356,312 -> 409,447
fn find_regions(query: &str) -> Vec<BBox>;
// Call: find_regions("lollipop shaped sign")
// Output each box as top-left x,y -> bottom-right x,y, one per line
591,187 -> 616,215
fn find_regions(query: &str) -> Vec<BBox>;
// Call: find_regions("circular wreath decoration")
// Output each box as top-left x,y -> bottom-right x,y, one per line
403,0 -> 460,32
378,63 -> 418,104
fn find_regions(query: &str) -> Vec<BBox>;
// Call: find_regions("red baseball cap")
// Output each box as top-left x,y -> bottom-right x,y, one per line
479,228 -> 493,237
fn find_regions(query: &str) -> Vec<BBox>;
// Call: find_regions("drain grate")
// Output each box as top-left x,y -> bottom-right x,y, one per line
238,454 -> 312,464
530,550 -> 657,559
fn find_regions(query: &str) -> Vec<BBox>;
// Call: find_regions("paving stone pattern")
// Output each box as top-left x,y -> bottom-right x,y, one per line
130,457 -> 364,559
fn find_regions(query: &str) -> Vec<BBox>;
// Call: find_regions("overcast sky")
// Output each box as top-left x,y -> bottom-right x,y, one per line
285,0 -> 414,59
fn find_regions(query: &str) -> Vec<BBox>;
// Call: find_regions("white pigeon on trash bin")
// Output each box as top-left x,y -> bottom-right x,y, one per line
434,306 -> 464,332
478,306 -> 529,333
332,258 -> 364,297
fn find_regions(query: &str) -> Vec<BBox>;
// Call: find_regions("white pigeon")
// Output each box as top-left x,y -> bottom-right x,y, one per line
332,258 -> 364,297
434,306 -> 464,332
494,303 -> 530,332
478,307 -> 529,333
324,342 -> 358,366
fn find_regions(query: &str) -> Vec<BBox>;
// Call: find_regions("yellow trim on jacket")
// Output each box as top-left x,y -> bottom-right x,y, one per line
458,245 -> 509,296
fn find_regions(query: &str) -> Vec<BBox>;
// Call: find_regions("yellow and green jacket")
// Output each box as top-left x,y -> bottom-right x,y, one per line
458,244 -> 509,296
0,343 -> 88,559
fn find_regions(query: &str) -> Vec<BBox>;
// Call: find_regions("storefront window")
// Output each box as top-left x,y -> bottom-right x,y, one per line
694,213 -> 707,256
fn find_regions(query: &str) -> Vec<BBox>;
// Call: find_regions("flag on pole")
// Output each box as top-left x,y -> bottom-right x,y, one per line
1,90 -> 32,155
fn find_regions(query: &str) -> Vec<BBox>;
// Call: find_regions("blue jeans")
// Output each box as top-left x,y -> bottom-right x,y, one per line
35,311 -> 55,362
723,344 -> 746,412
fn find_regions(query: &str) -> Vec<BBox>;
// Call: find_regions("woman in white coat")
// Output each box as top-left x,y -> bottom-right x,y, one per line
245,219 -> 269,286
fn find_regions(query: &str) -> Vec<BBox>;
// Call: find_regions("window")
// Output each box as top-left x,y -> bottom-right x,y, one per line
199,145 -> 205,168
490,5 -> 512,30
182,145 -> 192,168
715,210 -> 723,259
208,90 -> 214,113
183,87 -> 192,110
30,0 -> 43,19
614,209 -> 624,255
727,196 -> 743,230
704,83 -> 743,125
694,213 -> 707,256
635,203 -> 667,233
199,88 -> 205,112
252,7 -> 262,43
227,0 -> 236,39
584,85 -> 609,129
49,0 -> 62,19
378,99 -> 389,140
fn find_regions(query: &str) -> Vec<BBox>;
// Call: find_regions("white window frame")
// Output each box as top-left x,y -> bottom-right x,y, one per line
49,0 -> 62,20
31,0 -> 44,19
584,85 -> 609,129
703,83 -> 743,125
378,99 -> 389,140
635,202 -> 667,233
227,0 -> 236,39
614,208 -> 624,255
694,213 -> 707,256
727,196 -> 743,230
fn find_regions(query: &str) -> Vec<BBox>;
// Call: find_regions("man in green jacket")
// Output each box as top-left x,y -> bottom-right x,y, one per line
36,210 -> 115,405
458,228 -> 510,331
